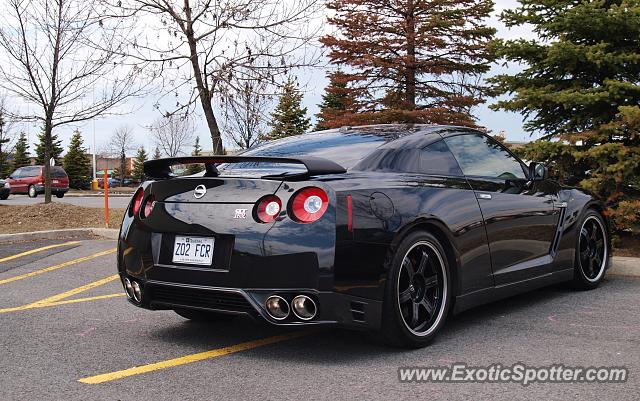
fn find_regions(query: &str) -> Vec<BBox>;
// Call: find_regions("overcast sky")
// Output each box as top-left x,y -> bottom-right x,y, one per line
10,0 -> 536,156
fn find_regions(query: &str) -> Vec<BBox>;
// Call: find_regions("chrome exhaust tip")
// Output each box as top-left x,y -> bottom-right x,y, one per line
265,295 -> 289,320
291,295 -> 317,321
131,280 -> 142,302
123,278 -> 134,299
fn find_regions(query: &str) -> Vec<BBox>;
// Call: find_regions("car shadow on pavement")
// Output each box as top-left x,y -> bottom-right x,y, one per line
140,280 -> 602,365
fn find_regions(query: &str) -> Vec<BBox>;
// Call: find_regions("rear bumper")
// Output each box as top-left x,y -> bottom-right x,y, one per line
118,275 -> 382,330
34,185 -> 69,194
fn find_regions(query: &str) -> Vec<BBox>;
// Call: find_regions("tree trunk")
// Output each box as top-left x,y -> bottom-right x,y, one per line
43,117 -> 53,204
405,0 -> 417,109
183,1 -> 224,155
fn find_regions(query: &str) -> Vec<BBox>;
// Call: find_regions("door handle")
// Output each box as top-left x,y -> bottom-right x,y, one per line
476,193 -> 492,200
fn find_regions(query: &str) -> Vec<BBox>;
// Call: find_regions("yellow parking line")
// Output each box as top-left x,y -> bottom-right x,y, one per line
0,241 -> 81,263
0,275 -> 122,314
0,293 -> 124,314
79,332 -> 309,384
0,248 -> 116,285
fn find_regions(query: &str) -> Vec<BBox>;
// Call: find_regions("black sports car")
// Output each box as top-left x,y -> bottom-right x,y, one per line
117,124 -> 610,348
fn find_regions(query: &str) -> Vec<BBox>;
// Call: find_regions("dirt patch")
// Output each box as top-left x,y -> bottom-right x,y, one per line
0,203 -> 125,234
614,233 -> 640,257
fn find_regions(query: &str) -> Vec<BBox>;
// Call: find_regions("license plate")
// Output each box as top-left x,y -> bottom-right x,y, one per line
172,236 -> 214,266
53,180 -> 59,184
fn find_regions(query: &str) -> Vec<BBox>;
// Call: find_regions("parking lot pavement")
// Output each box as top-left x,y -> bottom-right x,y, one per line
0,194 -> 130,209
0,239 -> 638,401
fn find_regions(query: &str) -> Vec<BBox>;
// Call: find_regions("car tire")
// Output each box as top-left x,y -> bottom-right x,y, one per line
572,210 -> 609,290
0,194 -> 8,200
380,230 -> 452,348
28,185 -> 37,198
56,193 -> 64,198
174,308 -> 236,322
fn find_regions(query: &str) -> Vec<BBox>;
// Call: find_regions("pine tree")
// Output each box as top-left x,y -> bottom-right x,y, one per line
153,146 -> 162,159
62,130 -> 91,189
35,129 -> 63,165
0,110 -> 11,178
12,132 -> 30,169
490,0 -> 640,136
263,77 -> 311,141
186,136 -> 205,175
315,70 -> 360,130
131,146 -> 148,183
492,0 -> 640,231
320,0 -> 496,126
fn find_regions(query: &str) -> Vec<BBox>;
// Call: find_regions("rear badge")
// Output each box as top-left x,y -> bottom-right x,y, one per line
194,185 -> 207,199
234,208 -> 248,219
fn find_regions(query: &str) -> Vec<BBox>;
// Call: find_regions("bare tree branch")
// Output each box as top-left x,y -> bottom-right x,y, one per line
148,114 -> 195,157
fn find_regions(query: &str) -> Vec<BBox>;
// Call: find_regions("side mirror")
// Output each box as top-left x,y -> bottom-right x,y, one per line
529,162 -> 548,181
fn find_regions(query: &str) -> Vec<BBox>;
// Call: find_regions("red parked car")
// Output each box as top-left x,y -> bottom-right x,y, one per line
7,165 -> 70,198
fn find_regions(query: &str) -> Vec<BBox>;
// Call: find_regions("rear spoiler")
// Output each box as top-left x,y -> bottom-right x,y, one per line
143,156 -> 347,180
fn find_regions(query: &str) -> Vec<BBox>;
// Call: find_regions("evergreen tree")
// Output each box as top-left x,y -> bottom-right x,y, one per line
315,70 -> 360,130
186,136 -> 205,175
153,146 -> 162,159
320,0 -> 496,126
492,0 -> 640,231
35,129 -> 63,165
0,110 -> 11,177
12,132 -> 31,169
62,130 -> 91,189
263,77 -> 311,141
131,146 -> 148,183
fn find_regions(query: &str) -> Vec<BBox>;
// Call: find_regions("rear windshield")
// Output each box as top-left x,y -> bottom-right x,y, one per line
51,166 -> 67,178
218,131 -> 392,176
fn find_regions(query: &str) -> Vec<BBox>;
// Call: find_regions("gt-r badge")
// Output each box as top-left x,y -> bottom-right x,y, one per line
234,209 -> 248,219
194,185 -> 207,199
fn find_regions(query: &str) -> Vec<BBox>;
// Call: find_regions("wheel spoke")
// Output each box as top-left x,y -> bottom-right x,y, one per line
595,238 -> 604,249
399,288 -> 412,304
420,297 -> 434,316
402,258 -> 414,281
411,302 -> 420,327
590,221 -> 598,241
416,250 -> 429,275
424,274 -> 438,289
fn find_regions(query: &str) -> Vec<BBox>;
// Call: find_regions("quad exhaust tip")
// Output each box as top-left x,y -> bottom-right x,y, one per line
291,295 -> 317,321
123,278 -> 134,299
123,278 -> 143,302
265,295 -> 290,320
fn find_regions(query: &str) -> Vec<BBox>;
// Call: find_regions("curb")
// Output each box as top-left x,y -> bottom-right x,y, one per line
0,228 -> 119,243
65,193 -> 133,198
609,256 -> 640,277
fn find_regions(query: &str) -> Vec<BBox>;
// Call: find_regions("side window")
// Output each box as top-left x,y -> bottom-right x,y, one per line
444,134 -> 526,180
22,167 -> 41,177
419,140 -> 463,176
11,168 -> 23,178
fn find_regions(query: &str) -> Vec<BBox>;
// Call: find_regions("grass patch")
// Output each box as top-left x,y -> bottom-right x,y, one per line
0,203 -> 125,234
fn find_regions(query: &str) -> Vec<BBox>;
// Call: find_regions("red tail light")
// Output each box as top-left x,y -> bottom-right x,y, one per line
347,194 -> 353,232
254,195 -> 282,223
289,187 -> 329,223
141,194 -> 155,218
132,188 -> 144,216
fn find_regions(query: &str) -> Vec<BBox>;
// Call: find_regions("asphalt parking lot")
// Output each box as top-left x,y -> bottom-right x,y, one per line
0,239 -> 638,400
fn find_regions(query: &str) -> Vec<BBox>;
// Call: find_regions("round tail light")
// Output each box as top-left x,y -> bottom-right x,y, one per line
132,188 -> 144,216
141,194 -> 155,218
289,187 -> 329,223
254,195 -> 282,223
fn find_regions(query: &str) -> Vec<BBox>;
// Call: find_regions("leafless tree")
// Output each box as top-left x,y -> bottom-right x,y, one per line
107,126 -> 137,184
0,0 -> 145,203
0,96 -> 17,177
101,0 -> 321,155
221,67 -> 272,150
149,115 -> 195,158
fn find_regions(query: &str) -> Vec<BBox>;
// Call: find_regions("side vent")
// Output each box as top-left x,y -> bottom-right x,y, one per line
350,301 -> 366,322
